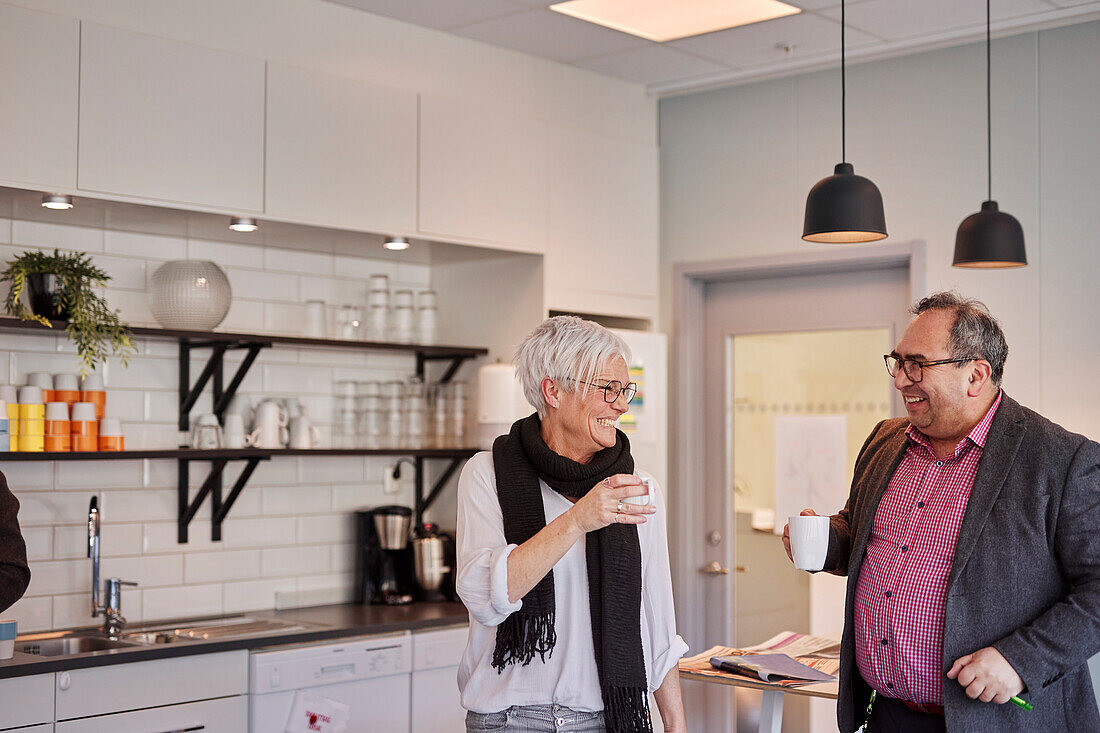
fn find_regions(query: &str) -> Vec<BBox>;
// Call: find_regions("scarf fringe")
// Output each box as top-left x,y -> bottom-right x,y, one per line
491,611 -> 557,672
602,684 -> 653,733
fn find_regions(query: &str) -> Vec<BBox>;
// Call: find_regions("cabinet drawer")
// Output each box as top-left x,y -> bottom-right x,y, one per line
56,651 -> 248,721
56,695 -> 245,733
0,672 -> 54,729
412,625 -> 468,671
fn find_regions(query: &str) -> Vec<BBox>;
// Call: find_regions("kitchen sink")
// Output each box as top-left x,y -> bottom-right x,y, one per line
122,615 -> 319,645
15,634 -> 139,657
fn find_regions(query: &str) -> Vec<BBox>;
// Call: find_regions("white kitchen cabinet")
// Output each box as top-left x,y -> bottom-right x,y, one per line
265,63 -> 418,233
0,4 -> 78,191
411,625 -> 468,733
77,23 -> 265,212
0,672 -> 54,730
55,695 -> 245,733
419,95 -> 547,253
544,125 -> 659,321
55,650 -> 247,721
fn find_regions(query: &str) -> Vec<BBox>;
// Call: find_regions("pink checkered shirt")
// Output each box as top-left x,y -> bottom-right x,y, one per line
853,392 -> 1002,706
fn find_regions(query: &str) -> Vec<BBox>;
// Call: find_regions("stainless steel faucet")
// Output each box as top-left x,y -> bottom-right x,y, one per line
88,496 -> 138,639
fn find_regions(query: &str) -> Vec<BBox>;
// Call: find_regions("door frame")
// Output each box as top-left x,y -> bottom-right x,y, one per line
669,240 -> 926,652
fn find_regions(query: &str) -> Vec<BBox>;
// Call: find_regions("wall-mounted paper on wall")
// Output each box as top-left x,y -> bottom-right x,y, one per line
772,415 -> 847,534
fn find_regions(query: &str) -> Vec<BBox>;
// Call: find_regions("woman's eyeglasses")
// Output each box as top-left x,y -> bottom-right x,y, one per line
560,377 -> 638,404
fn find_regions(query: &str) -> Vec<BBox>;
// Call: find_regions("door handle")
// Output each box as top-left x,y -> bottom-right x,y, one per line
701,561 -> 730,575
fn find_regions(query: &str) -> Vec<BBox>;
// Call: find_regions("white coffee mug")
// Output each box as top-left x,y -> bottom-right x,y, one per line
288,415 -> 320,449
251,401 -> 289,448
191,413 -> 222,450
789,514 -> 831,571
222,413 -> 251,449
624,475 -> 656,506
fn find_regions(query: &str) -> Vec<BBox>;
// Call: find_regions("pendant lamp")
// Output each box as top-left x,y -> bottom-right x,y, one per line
952,0 -> 1026,268
803,0 -> 886,243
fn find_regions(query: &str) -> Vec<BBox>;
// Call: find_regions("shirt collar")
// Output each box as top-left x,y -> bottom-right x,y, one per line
906,389 -> 1003,455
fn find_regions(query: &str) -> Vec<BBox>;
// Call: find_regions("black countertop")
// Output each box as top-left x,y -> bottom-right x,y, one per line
0,601 -> 468,679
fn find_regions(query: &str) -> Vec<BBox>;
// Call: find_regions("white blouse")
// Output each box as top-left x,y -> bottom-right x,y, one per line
455,451 -> 688,714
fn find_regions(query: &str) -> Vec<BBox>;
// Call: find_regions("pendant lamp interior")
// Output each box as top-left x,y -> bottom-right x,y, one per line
802,0 -> 887,244
952,0 -> 1026,268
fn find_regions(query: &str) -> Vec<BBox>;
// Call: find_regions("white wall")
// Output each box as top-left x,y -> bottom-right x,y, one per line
0,216 -> 446,633
660,21 -> 1100,439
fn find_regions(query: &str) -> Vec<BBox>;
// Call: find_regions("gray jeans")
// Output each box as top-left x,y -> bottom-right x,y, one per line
466,704 -> 606,732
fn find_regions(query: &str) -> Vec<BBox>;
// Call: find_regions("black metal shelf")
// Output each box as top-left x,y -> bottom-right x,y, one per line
0,316 -> 488,542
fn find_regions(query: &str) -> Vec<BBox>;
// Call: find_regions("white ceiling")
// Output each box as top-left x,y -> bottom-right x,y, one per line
323,0 -> 1100,95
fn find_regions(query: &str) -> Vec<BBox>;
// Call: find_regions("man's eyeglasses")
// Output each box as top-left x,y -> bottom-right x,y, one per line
884,355 -> 977,383
561,377 -> 638,405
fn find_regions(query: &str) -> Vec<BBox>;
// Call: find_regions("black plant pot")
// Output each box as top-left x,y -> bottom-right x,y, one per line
25,273 -> 72,321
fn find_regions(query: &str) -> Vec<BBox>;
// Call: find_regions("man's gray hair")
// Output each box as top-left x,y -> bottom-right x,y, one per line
513,316 -> 631,416
911,291 -> 1008,386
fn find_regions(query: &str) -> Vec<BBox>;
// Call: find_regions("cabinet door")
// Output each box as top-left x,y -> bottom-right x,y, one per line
545,125 -> 658,320
55,695 -> 245,733
0,672 -> 54,729
56,650 -> 248,720
78,23 -> 265,212
266,63 -> 417,233
419,95 -> 546,253
0,4 -> 78,190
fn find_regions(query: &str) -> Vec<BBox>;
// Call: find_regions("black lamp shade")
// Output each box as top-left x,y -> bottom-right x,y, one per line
802,163 -> 888,243
953,200 -> 1026,268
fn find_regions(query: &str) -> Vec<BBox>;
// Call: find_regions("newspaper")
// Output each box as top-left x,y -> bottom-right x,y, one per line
680,631 -> 842,685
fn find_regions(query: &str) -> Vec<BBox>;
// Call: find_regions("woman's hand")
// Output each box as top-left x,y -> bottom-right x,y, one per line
568,474 -> 655,533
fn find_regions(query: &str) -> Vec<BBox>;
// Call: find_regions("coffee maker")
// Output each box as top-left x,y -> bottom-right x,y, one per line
355,505 -> 414,605
411,523 -> 456,602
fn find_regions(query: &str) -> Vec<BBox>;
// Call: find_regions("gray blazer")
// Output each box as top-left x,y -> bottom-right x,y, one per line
824,393 -> 1100,732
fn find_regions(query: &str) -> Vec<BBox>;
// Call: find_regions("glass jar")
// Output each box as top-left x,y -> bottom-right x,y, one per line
392,304 -> 414,343
367,304 -> 390,342
417,290 -> 437,345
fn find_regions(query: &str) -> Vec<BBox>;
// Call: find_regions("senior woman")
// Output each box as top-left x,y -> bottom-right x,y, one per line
456,316 -> 687,733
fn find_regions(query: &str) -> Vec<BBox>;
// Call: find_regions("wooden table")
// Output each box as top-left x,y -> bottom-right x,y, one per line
679,646 -> 839,733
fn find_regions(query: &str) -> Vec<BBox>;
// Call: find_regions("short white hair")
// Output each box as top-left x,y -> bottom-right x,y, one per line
514,316 -> 632,416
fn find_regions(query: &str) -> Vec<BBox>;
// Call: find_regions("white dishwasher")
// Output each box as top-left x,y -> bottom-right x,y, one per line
249,632 -> 412,732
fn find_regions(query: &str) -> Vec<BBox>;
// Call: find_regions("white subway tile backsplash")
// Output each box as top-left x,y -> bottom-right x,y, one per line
23,527 -> 53,562
143,583 -> 223,622
225,268 -> 299,301
223,577 -> 295,614
12,220 -> 104,252
104,230 -> 186,259
188,238 -> 264,269
0,217 -> 464,630
7,595 -> 52,632
264,248 -> 334,276
185,549 -> 261,584
261,545 -> 330,578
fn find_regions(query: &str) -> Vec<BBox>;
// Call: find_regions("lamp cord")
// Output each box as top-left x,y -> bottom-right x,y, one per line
842,0 -> 846,163
986,0 -> 992,201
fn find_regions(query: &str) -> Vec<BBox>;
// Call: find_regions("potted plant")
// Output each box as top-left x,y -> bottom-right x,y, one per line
2,249 -> 135,373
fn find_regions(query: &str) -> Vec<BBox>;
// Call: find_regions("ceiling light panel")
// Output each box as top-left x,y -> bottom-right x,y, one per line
550,0 -> 801,42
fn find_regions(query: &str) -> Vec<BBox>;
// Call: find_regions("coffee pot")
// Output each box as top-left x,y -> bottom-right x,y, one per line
411,523 -> 455,602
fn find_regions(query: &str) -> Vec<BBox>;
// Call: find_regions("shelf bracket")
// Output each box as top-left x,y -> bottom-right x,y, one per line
414,457 -> 464,525
178,339 -> 272,430
416,353 -> 476,384
177,455 -> 270,543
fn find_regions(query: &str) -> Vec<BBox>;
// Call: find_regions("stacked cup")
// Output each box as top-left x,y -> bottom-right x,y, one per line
27,373 -> 54,404
99,417 -> 124,451
367,274 -> 390,342
392,290 -> 414,343
17,386 -> 45,452
80,373 -> 107,420
71,402 -> 98,452
53,374 -> 80,408
44,402 -> 71,452
417,290 -> 437,345
0,386 -> 17,452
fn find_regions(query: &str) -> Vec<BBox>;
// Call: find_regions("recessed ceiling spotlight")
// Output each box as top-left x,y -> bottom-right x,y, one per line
229,217 -> 258,233
384,236 -> 410,251
41,194 -> 74,210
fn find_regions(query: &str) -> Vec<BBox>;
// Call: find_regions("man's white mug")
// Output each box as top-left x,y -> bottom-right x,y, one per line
789,514 -> 830,571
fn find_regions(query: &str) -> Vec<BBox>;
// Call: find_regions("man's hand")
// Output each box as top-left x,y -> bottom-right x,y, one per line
782,508 -> 819,562
947,647 -> 1024,703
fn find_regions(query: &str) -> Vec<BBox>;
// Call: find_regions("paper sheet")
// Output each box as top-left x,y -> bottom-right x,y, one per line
773,415 -> 848,533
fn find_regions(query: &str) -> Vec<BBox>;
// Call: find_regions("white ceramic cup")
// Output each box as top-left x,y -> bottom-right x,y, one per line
45,402 -> 69,420
302,299 -> 328,338
99,417 -> 123,437
288,415 -> 321,449
80,373 -> 105,391
18,386 -> 43,404
70,402 -> 98,422
789,514 -> 831,571
53,373 -> 80,391
222,413 -> 251,449
624,475 -> 655,506
251,401 -> 289,448
191,414 -> 222,450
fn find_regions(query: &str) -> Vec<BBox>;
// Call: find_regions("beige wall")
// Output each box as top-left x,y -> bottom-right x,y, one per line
660,21 -> 1100,439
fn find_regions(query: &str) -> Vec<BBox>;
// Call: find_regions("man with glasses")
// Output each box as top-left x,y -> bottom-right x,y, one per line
782,291 -> 1100,733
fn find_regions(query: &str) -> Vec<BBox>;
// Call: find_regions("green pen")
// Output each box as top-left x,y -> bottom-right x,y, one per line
1009,695 -> 1033,711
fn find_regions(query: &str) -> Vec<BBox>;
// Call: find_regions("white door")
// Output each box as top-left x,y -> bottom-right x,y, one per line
677,255 -> 915,733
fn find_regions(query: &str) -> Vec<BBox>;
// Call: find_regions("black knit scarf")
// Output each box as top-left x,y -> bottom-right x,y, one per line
491,414 -> 652,733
